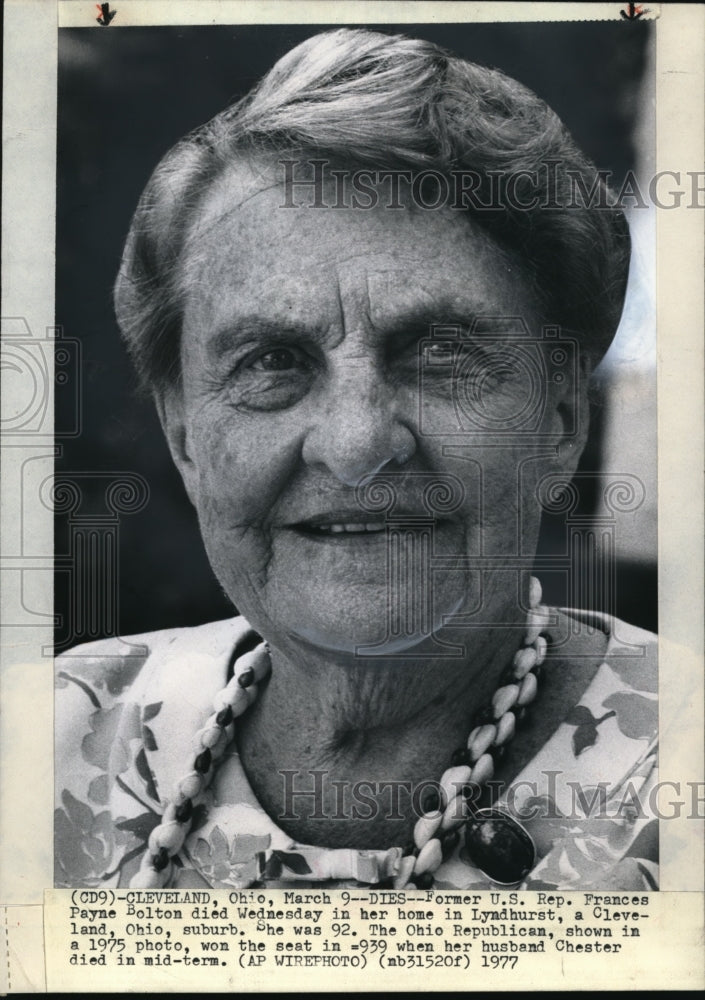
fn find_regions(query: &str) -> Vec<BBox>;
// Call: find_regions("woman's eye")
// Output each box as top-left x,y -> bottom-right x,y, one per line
251,348 -> 304,372
221,344 -> 317,412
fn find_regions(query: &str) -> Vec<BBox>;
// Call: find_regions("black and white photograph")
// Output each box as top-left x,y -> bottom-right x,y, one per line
1,1 -> 703,992
53,15 -> 660,893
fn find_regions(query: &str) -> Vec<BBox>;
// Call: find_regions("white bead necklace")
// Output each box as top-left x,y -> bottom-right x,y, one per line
130,578 -> 549,889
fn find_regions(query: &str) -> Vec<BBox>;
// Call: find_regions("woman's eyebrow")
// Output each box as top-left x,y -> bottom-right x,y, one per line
206,317 -> 328,358
379,304 -> 493,339
205,304 -> 523,359
380,304 -> 536,341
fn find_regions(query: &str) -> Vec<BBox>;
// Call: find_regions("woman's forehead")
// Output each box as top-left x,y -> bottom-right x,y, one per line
178,159 -> 541,335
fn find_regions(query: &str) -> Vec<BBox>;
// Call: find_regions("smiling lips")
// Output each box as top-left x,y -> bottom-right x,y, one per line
304,521 -> 387,535
289,506 -> 449,537
292,513 -> 388,537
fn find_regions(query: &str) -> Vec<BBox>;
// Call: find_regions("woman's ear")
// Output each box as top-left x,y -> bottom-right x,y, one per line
551,349 -> 593,476
154,386 -> 200,507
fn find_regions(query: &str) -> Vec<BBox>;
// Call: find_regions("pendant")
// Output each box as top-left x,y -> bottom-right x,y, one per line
463,807 -> 536,886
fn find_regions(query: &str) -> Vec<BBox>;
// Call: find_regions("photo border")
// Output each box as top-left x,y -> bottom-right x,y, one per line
1,1 -> 702,992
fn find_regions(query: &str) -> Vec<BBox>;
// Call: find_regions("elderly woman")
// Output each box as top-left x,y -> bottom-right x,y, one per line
55,29 -> 657,892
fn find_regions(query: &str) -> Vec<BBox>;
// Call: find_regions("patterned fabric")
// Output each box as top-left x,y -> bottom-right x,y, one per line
54,609 -> 658,891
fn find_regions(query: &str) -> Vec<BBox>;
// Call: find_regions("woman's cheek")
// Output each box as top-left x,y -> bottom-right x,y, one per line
190,435 -> 278,595
196,488 -> 275,604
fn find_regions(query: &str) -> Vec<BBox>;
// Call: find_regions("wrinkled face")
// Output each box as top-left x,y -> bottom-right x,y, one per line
160,161 -> 585,655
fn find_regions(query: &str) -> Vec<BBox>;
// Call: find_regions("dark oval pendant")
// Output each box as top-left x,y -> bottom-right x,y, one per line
464,808 -> 536,885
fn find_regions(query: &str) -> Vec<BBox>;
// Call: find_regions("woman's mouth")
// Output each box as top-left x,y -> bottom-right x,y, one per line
293,519 -> 387,538
304,521 -> 386,535
284,503 -> 459,543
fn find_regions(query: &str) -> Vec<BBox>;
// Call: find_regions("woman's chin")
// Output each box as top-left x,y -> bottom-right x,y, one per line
268,589 -> 468,660
273,604 -> 394,657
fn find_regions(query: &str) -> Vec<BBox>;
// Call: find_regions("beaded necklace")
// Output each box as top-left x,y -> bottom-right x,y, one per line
130,578 -> 550,890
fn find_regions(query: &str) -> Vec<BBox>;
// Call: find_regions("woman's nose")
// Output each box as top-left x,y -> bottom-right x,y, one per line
301,362 -> 417,487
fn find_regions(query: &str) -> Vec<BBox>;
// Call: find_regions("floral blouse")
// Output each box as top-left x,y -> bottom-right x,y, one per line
54,608 -> 658,891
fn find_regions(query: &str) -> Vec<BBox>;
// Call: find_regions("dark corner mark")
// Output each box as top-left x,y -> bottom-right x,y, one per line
96,3 -> 117,27
620,3 -> 650,20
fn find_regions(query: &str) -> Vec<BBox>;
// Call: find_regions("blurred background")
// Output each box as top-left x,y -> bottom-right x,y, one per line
55,20 -> 656,647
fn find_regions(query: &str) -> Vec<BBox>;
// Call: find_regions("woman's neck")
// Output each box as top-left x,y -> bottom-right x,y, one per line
234,626 -> 523,849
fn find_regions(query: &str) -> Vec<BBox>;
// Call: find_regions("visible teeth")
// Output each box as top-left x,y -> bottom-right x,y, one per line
309,522 -> 385,534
